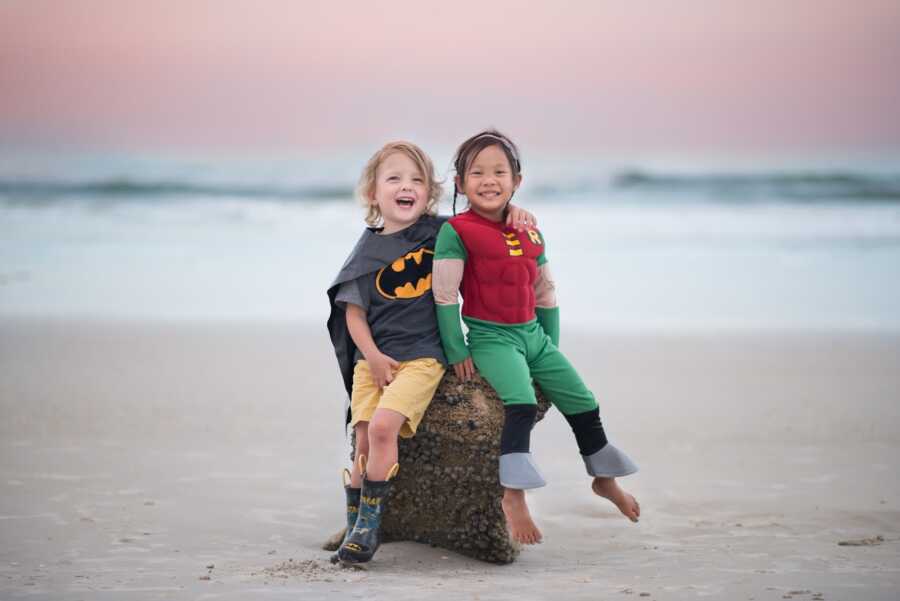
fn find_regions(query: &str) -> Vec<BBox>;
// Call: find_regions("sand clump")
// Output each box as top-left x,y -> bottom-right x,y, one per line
837,535 -> 885,546
259,558 -> 366,583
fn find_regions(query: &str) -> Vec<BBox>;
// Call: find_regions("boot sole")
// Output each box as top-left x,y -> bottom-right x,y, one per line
336,546 -> 374,564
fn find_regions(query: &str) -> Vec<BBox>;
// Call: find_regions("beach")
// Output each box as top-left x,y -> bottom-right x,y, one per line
4,1 -> 900,597
2,319 -> 898,600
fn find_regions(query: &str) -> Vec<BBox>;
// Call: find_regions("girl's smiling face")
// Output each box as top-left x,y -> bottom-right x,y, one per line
370,152 -> 429,234
457,144 -> 522,222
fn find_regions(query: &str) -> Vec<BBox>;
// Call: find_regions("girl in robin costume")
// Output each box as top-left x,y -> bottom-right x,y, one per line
432,130 -> 640,545
326,140 -> 537,563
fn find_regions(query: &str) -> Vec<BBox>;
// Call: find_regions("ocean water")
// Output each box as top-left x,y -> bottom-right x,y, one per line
1,150 -> 899,331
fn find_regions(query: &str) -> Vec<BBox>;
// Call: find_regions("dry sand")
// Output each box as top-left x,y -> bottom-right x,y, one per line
1,319 -> 898,600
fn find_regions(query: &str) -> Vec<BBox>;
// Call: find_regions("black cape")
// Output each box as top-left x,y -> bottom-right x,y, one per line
326,215 -> 447,425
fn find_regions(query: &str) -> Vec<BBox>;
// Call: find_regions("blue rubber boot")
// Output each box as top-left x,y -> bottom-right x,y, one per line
330,466 -> 362,564
337,463 -> 399,564
340,468 -> 361,544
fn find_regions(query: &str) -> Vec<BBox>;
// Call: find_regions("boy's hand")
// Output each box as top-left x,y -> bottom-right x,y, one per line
452,357 -> 476,382
367,351 -> 400,389
506,204 -> 537,232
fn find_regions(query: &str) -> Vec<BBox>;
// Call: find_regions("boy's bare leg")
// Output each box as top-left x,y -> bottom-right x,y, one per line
350,422 -> 370,488
501,488 -> 542,544
365,408 -> 406,480
591,477 -> 640,522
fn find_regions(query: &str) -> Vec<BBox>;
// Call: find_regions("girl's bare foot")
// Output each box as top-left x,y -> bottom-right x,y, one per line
591,477 -> 640,522
501,488 -> 543,544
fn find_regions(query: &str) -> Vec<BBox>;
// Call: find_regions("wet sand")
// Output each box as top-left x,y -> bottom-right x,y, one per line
1,319 -> 898,600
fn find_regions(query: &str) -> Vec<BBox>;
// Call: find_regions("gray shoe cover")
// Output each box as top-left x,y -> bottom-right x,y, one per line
582,444 -> 638,478
499,452 -> 547,489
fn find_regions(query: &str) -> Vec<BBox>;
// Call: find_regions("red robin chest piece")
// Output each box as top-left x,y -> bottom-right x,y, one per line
449,212 -> 545,324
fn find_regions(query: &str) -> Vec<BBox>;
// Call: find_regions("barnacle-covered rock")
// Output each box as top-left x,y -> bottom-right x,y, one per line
324,373 -> 550,564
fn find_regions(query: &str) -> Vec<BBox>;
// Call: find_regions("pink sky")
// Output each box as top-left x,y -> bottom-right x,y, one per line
2,0 -> 899,153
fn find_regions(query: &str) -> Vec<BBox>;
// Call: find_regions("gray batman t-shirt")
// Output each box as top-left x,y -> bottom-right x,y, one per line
335,232 -> 446,366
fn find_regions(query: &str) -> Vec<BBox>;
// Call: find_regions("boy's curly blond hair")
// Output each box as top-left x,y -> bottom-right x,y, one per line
357,141 -> 443,227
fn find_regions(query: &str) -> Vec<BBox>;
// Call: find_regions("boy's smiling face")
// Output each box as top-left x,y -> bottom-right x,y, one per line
370,152 -> 429,234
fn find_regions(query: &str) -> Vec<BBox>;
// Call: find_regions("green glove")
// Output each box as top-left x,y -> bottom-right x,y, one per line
436,303 -> 470,364
536,306 -> 560,347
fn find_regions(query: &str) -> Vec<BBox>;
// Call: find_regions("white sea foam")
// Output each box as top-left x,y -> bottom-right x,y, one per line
2,151 -> 899,329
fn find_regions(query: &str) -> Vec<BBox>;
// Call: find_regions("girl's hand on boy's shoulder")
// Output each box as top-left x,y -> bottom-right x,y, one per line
506,205 -> 537,232
367,351 -> 400,389
452,357 -> 476,382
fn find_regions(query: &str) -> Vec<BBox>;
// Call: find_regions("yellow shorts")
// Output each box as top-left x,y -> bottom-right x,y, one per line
349,357 -> 446,438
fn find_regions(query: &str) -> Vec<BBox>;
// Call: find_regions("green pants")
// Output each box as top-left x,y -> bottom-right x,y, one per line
465,317 -> 598,415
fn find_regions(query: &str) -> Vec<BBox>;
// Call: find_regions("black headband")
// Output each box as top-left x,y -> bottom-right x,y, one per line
468,133 -> 521,172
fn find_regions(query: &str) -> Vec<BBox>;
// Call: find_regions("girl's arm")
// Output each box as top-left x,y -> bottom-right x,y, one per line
534,255 -> 560,347
432,222 -> 475,380
345,303 -> 399,389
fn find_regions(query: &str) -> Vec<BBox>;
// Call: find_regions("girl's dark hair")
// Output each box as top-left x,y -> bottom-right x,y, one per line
451,129 -> 522,215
